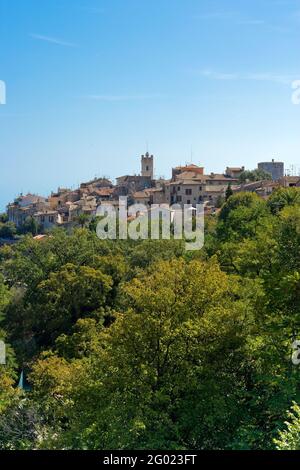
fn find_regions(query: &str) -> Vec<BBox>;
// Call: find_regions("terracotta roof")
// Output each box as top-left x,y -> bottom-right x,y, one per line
207,174 -> 238,181
133,191 -> 150,198
280,176 -> 300,183
175,164 -> 204,171
176,171 -> 206,181
170,172 -> 237,185
233,180 -> 280,192
134,187 -> 163,198
16,194 -> 47,207
34,210 -> 58,216
94,188 -> 114,197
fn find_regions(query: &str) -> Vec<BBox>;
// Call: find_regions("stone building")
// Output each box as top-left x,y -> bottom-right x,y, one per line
233,180 -> 280,198
68,194 -> 98,221
165,165 -> 238,207
279,176 -> 300,188
114,152 -> 156,201
257,159 -> 284,181
133,187 -> 167,206
7,194 -> 49,228
49,189 -> 81,209
141,152 -> 154,179
80,177 -> 113,190
33,210 -> 59,231
225,166 -> 245,179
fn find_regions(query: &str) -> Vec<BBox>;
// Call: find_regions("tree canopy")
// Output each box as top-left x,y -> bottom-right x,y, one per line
1,188 -> 300,449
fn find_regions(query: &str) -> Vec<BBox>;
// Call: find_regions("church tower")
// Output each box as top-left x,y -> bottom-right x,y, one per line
141,152 -> 154,179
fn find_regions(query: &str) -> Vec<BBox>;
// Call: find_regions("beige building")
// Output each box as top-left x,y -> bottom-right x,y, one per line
80,177 -> 113,189
49,189 -> 81,210
225,167 -> 245,179
7,194 -> 49,228
133,187 -> 167,206
279,176 -> 300,188
68,194 -> 98,222
141,152 -> 154,179
233,180 -> 280,198
90,187 -> 114,202
165,166 -> 238,207
33,210 -> 59,230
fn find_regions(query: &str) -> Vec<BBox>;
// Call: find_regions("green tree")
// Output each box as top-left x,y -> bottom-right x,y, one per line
267,187 -> 300,214
274,403 -> 300,450
0,213 -> 8,223
239,169 -> 272,184
30,258 -> 263,450
217,192 -> 270,241
74,213 -> 90,228
0,222 -> 17,239
225,183 -> 233,200
13,263 -> 112,352
18,217 -> 39,236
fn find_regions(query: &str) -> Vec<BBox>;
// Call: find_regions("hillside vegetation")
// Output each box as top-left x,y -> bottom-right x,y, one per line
1,188 -> 300,450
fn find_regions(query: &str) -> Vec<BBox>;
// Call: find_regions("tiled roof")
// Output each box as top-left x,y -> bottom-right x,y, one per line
170,172 -> 237,185
133,191 -> 149,198
175,164 -> 203,171
34,210 -> 58,216
94,188 -> 114,196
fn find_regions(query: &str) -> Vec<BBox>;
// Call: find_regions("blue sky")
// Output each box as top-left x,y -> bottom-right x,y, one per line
0,0 -> 300,210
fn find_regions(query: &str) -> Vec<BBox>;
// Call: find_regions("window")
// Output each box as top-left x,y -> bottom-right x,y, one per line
177,186 -> 181,191
177,196 -> 182,202
199,186 -> 202,191
49,216 -> 54,223
187,200 -> 191,204
185,189 -> 192,196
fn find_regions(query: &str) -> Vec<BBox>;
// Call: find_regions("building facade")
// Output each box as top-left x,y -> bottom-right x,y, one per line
165,166 -> 238,207
258,159 -> 284,181
141,152 -> 154,179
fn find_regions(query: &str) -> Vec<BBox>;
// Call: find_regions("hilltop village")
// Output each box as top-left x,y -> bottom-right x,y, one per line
5,153 -> 300,234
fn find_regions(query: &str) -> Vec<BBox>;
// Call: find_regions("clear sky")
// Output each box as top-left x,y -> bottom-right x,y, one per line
0,0 -> 300,210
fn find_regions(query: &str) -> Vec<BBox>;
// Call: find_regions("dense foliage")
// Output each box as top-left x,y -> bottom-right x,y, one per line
239,168 -> 272,183
1,187 -> 300,449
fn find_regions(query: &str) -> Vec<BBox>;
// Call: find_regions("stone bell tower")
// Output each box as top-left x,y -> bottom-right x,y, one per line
141,152 -> 154,179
